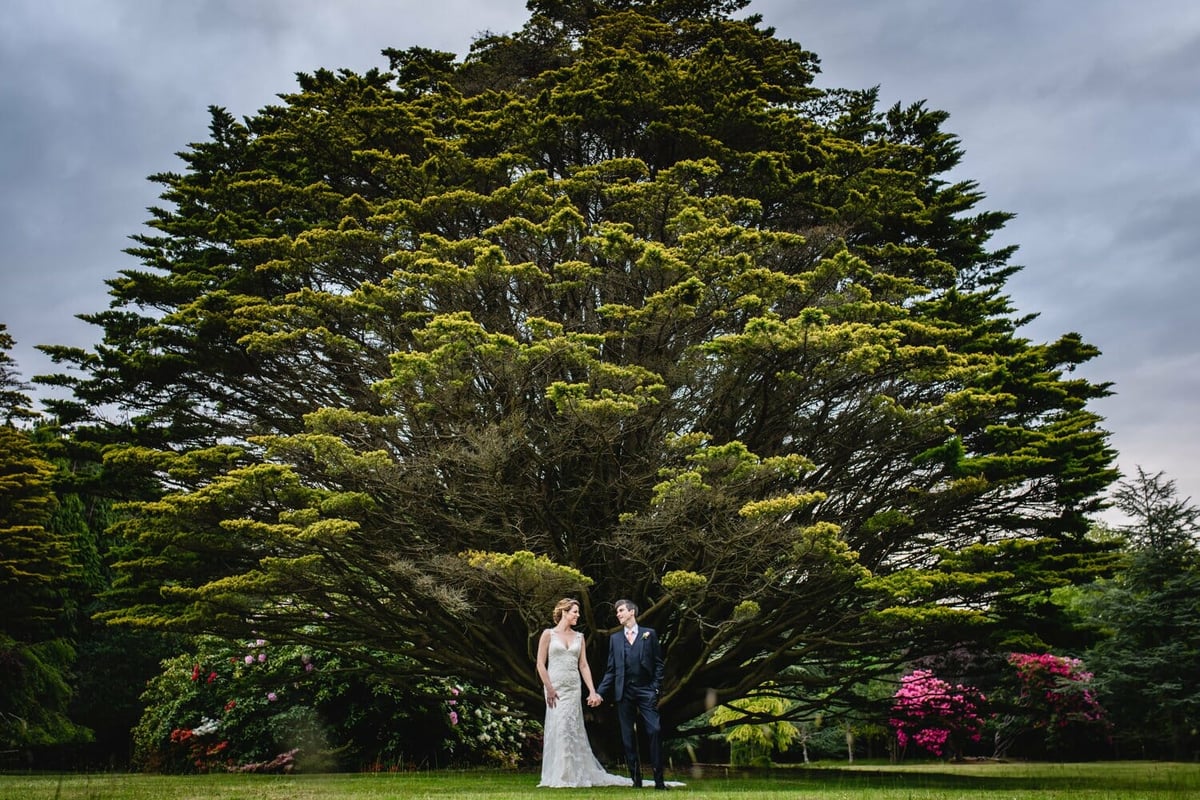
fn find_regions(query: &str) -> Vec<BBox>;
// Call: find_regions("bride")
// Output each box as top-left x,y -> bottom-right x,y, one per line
535,598 -> 633,788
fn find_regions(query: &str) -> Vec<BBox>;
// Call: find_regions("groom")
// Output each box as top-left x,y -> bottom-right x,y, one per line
591,599 -> 668,790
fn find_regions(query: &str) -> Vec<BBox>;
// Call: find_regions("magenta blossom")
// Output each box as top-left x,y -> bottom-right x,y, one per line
890,669 -> 985,759
1006,652 -> 1108,736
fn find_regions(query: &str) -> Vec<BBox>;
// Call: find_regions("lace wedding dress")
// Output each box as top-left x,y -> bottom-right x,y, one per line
538,629 -> 632,788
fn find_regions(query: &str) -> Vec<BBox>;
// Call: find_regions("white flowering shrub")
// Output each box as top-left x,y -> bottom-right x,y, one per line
441,680 -> 540,768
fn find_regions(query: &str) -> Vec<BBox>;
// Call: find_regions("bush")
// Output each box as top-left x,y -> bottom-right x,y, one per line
990,652 -> 1110,759
890,669 -> 986,760
133,636 -> 538,772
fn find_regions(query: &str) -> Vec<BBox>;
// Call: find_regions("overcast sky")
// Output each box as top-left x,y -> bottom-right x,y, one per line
2,1 -> 1198,520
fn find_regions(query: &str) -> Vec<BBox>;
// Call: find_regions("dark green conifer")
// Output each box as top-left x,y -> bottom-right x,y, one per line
43,1 -> 1117,725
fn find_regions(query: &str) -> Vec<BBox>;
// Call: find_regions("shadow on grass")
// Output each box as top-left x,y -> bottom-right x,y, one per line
679,762 -> 1197,793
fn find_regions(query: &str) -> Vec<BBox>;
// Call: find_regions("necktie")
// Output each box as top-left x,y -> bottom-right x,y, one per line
626,628 -> 635,644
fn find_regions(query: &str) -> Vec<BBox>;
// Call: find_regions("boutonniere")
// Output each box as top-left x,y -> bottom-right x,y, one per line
641,631 -> 650,640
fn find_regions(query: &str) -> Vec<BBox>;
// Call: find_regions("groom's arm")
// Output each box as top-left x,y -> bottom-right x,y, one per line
595,633 -> 617,698
650,629 -> 665,694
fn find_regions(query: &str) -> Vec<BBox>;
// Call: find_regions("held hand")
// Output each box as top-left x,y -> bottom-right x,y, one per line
586,692 -> 602,707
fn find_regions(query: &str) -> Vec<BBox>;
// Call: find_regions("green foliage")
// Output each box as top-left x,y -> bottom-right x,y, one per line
0,422 -> 90,750
0,425 -> 70,641
0,634 -> 91,748
69,626 -> 183,763
48,0 -> 1118,730
24,417 -> 185,766
458,549 -> 593,632
132,636 -> 537,773
710,687 -> 799,766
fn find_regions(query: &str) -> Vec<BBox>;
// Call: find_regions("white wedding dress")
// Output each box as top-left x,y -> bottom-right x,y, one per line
538,629 -> 632,788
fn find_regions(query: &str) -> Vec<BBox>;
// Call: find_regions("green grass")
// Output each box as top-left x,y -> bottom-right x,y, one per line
2,762 -> 1198,799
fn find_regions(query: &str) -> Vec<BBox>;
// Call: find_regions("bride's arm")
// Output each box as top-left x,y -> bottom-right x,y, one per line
578,635 -> 601,704
536,629 -> 558,707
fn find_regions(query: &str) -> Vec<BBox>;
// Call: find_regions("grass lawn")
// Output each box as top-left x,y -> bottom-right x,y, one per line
2,761 -> 1198,799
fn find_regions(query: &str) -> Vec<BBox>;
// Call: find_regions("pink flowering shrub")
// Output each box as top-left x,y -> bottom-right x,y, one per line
1002,652 -> 1109,755
890,669 -> 986,759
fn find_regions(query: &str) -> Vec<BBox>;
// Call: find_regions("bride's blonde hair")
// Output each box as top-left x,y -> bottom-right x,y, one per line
552,598 -> 579,624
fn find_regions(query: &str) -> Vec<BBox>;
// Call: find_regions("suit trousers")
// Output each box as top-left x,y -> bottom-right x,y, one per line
616,683 -> 663,778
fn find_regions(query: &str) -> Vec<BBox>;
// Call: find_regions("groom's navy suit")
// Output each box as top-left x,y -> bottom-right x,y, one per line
596,625 -> 665,787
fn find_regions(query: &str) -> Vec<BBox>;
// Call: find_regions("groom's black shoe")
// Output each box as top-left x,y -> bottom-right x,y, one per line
654,770 -> 669,790
631,766 -> 642,788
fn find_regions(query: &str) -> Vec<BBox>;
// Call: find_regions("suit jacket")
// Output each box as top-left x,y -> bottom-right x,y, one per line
597,626 -> 665,702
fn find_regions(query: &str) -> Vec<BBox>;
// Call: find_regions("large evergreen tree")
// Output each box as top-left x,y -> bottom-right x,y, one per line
42,0 -> 1116,728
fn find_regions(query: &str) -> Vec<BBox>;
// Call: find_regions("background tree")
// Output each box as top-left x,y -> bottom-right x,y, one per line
42,0 -> 1117,731
0,330 -> 88,749
37,422 -> 184,767
1083,468 -> 1200,759
0,325 -> 37,425
0,326 -> 179,764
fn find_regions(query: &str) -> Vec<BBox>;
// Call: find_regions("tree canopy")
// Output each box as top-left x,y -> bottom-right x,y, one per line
42,0 -> 1117,728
